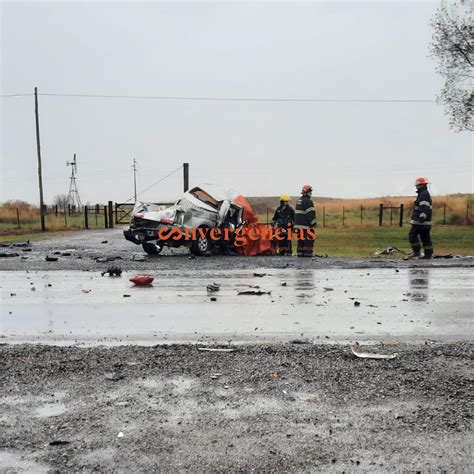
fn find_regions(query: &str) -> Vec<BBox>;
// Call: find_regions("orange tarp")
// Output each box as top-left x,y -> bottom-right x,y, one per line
232,195 -> 275,256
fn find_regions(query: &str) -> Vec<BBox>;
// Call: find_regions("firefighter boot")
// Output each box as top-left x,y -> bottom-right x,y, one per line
421,248 -> 433,259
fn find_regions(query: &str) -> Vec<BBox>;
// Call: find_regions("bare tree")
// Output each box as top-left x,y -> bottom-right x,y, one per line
429,0 -> 473,131
53,194 -> 69,209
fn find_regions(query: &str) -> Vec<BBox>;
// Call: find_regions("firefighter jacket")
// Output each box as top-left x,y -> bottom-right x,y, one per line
410,185 -> 432,226
294,196 -> 316,229
272,205 -> 295,228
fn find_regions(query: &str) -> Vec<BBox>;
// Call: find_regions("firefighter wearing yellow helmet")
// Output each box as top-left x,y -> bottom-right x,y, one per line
271,194 -> 295,255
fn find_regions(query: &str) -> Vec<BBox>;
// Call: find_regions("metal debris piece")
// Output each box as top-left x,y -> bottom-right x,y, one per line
198,348 -> 235,352
238,290 -> 271,296
351,341 -> 397,360
207,283 -> 220,292
0,253 -> 20,258
104,371 -> 125,381
374,246 -> 407,257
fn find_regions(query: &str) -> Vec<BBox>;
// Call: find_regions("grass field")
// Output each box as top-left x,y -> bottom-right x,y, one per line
308,226 -> 474,257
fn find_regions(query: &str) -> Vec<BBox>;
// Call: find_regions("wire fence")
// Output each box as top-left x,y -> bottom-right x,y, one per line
0,201 -> 472,235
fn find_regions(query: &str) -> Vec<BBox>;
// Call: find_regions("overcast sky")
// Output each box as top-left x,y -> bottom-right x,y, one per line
1,0 -> 472,204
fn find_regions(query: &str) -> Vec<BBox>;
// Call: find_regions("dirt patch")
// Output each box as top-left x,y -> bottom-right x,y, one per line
0,343 -> 472,471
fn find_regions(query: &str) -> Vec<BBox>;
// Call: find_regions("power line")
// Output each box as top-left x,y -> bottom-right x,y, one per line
1,92 -> 437,103
124,164 -> 183,203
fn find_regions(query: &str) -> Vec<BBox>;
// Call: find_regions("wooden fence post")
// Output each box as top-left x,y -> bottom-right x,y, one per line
104,206 -> 108,228
16,208 -> 20,229
342,206 -> 345,227
390,206 -> 393,226
378,204 -> 383,226
399,204 -> 404,227
322,206 -> 326,228
443,204 -> 447,224
108,201 -> 114,228
360,205 -> 363,226
115,202 -> 118,225
63,207 -> 67,226
95,204 -> 98,226
55,205 -> 58,216
84,206 -> 89,229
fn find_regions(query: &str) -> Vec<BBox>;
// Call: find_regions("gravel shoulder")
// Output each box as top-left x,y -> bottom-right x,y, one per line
1,343 -> 472,472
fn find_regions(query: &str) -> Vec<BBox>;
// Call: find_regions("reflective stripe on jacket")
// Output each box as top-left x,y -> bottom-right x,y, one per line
294,196 -> 316,228
410,186 -> 432,226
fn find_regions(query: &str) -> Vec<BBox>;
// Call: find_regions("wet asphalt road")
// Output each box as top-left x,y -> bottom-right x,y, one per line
0,229 -> 472,472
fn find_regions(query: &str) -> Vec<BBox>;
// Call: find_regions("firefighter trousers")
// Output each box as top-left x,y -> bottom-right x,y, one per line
408,225 -> 433,256
297,229 -> 314,257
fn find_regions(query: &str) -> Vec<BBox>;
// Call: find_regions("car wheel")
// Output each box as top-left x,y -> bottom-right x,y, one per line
142,242 -> 163,255
191,228 -> 212,256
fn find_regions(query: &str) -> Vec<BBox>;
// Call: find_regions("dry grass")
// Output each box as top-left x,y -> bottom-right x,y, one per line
251,194 -> 473,226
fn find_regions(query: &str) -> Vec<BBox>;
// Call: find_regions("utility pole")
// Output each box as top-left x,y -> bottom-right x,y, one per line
34,87 -> 46,231
183,162 -> 189,192
132,158 -> 138,202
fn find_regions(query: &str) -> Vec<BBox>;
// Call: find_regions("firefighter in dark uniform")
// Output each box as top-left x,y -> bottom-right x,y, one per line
405,177 -> 433,259
294,185 -> 316,257
271,194 -> 295,255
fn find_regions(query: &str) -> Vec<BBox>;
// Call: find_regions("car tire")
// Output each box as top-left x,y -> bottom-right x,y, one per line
142,242 -> 163,255
191,227 -> 212,256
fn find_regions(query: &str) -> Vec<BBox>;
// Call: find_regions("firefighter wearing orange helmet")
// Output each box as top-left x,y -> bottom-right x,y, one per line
294,185 -> 316,257
405,177 -> 433,259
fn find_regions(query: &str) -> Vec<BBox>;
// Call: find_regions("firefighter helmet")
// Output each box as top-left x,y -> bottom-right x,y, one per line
301,184 -> 313,194
415,177 -> 429,186
280,194 -> 290,202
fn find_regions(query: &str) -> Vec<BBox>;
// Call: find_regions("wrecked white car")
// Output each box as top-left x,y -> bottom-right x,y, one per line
123,184 -> 244,255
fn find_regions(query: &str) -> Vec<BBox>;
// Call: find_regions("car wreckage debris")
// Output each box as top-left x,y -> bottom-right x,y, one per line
350,341 -> 397,359
374,246 -> 407,257
129,274 -> 154,286
197,348 -> 235,352
238,290 -> 271,295
104,371 -> 125,381
101,266 -> 123,277
0,252 -> 19,258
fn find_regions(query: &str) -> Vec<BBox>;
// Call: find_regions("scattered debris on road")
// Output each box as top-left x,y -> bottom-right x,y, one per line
129,274 -> 154,286
238,290 -> 271,295
198,347 -> 235,353
101,266 -> 123,277
374,246 -> 407,257
0,252 -> 19,258
104,371 -> 125,381
207,283 -> 220,292
351,341 -> 397,359
49,440 -> 70,446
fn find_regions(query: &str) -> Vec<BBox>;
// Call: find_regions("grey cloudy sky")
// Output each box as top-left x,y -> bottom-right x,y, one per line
1,0 -> 472,204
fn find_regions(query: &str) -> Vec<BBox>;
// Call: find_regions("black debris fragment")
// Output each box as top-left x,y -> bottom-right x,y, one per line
45,256 -> 58,262
49,440 -> 70,446
101,266 -> 123,277
354,301 -> 361,307
253,272 -> 267,277
238,290 -> 271,296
